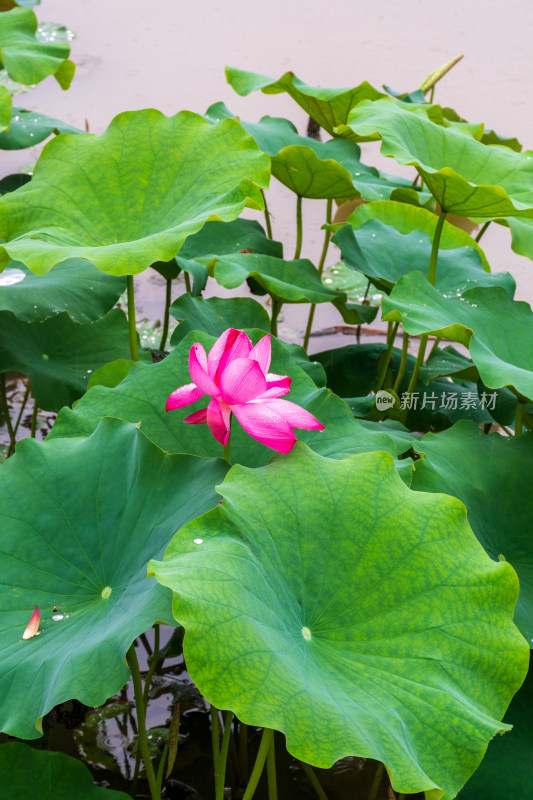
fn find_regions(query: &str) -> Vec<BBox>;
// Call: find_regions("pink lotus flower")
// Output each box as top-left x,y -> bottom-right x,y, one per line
166,329 -> 324,453
22,605 -> 40,640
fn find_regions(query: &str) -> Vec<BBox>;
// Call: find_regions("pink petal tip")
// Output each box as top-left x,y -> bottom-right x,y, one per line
22,605 -> 40,640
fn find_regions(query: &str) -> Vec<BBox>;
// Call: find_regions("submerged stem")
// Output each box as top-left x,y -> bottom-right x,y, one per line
241,728 -> 273,800
127,644 -> 159,800
294,196 -> 303,259
159,278 -> 172,351
262,190 -> 273,239
303,198 -> 333,351
301,762 -> 329,800
126,275 -> 140,362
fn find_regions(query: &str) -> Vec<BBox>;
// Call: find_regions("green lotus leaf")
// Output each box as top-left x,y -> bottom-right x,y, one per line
0,308 -> 132,411
0,258 -> 125,322
206,102 -> 429,202
480,129 -> 522,152
334,218 -> 514,295
205,252 -> 371,324
170,295 -> 270,346
48,329 -> 396,465
0,171 -> 28,194
0,110 -> 271,275
421,346 -> 479,383
340,200 -> 490,269
411,420 -> 533,643
383,273 -> 533,400
0,742 -> 130,799
314,341 -> 490,431
0,85 -> 11,131
87,358 -> 136,390
458,655 -> 532,799
226,67 -> 385,135
0,106 -> 82,149
149,444 -> 528,800
358,418 -> 422,453
0,7 -> 74,88
336,99 -> 533,222
0,417 -> 228,739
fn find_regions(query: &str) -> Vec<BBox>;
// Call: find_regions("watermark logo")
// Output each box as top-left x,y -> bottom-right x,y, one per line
375,390 -> 396,411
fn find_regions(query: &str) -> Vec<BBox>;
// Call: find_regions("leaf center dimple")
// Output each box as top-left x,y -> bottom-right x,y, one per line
101,586 -> 112,599
301,626 -> 312,641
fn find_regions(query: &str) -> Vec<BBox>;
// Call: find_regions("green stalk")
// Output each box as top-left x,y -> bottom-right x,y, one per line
159,278 -> 172,351
13,382 -> 30,437
515,400 -> 524,436
270,299 -> 283,337
127,644 -> 159,800
30,398 -> 38,439
294,196 -> 303,259
241,728 -> 273,800
475,221 -> 491,242
393,331 -> 409,394
426,335 -> 441,360
239,721 -> 249,783
266,734 -> 278,800
376,322 -> 399,391
155,744 -> 168,796
303,199 -> 333,351
222,415 -> 233,463
127,275 -> 140,362
211,705 -> 221,787
184,271 -> 192,294
405,211 -> 446,394
301,762 -> 328,800
262,190 -> 273,239
215,711 -> 234,800
368,762 -> 384,800
142,624 -> 160,707
0,374 -> 15,452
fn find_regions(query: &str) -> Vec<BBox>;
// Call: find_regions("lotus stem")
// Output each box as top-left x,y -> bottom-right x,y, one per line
405,210 -> 446,395
241,727 -> 273,800
294,196 -> 303,259
159,278 -> 172,351
301,762 -> 329,800
127,275 -> 140,362
393,331 -> 409,394
475,221 -> 491,242
367,762 -> 384,800
222,415 -> 233,463
270,299 -> 283,337
184,271 -> 192,294
211,705 -> 221,786
266,734 -> 278,800
426,335 -> 441,360
215,711 -> 234,800
303,198 -> 333,351
142,624 -> 160,707
376,322 -> 399,392
127,643 -> 159,800
515,400 -> 524,435
239,721 -> 249,783
262,190 -> 273,239
13,382 -> 30,438
30,398 -> 38,439
0,373 -> 15,452
155,744 -> 168,796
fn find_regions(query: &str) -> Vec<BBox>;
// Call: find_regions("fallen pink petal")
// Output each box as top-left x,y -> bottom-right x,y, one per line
166,329 -> 324,453
22,606 -> 40,640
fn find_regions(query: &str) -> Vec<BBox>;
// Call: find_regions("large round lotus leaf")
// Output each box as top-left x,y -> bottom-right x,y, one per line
0,417 -> 228,739
170,295 -> 270,346
334,218 -> 514,296
0,308 -> 132,411
226,67 -> 385,135
0,106 -> 82,149
383,273 -> 533,400
0,7 -> 74,88
0,742 -> 130,799
0,86 -> 11,131
411,420 -> 533,643
149,444 -> 528,800
420,345 -> 479,384
0,258 -> 125,322
458,655 -> 533,800
0,110 -> 271,276
343,200 -> 490,269
48,330 -> 397,465
336,99 -> 533,222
